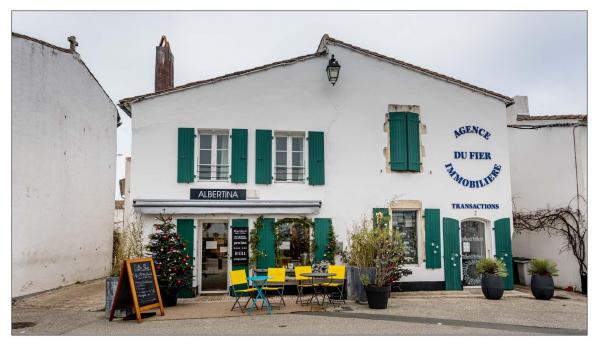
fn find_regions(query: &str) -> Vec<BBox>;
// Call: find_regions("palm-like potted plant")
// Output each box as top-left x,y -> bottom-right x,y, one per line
476,258 -> 508,300
528,258 -> 559,300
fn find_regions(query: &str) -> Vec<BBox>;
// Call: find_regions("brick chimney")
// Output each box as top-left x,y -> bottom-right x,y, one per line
155,35 -> 174,92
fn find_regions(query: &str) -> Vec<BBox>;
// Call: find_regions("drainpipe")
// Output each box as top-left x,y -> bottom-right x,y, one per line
572,126 -> 580,213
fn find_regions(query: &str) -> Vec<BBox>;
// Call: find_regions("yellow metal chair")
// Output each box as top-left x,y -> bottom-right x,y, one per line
322,265 -> 346,305
262,267 -> 286,308
229,269 -> 257,312
294,266 -> 316,305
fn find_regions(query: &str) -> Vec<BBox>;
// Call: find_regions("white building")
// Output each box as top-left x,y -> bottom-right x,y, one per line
12,33 -> 119,297
120,34 -> 516,295
508,96 -> 587,290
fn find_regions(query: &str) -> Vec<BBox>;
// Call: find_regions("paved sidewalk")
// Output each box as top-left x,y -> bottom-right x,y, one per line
11,279 -> 588,335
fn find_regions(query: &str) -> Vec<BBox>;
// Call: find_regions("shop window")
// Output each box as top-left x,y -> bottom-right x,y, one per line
279,223 -> 310,266
274,134 -> 305,182
198,130 -> 229,181
392,210 -> 419,264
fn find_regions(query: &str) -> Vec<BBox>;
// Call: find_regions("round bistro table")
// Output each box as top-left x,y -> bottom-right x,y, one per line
246,275 -> 272,315
301,272 -> 335,306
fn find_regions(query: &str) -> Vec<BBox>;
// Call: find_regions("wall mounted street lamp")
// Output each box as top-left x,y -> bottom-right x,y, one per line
326,54 -> 341,86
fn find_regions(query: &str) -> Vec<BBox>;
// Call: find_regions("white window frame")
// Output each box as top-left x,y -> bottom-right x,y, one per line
273,132 -> 306,183
390,209 -> 421,267
196,129 -> 230,182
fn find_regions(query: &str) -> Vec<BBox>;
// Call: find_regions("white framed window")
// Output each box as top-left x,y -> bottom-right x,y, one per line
197,130 -> 230,181
391,210 -> 419,265
274,133 -> 305,182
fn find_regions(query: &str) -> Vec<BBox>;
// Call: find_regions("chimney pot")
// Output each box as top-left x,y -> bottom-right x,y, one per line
67,36 -> 78,52
155,35 -> 174,92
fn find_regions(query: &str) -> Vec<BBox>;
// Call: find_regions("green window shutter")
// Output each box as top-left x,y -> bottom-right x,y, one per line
177,128 -> 195,183
313,218 -> 331,262
442,217 -> 462,291
177,219 -> 195,298
308,131 -> 325,185
406,113 -> 421,172
389,112 -> 408,171
231,219 -> 249,274
256,218 -> 275,269
372,208 -> 390,228
255,129 -> 272,184
424,209 -> 441,269
494,218 -> 514,290
231,129 -> 248,183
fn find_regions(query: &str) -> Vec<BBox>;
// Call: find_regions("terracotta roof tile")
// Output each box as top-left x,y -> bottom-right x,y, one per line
517,114 -> 587,121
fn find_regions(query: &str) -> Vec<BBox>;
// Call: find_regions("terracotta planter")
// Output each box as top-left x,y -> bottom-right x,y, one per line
531,275 -> 554,300
481,274 -> 504,300
365,285 -> 391,309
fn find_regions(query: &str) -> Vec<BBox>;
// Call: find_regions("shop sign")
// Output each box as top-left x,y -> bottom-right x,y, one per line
451,203 -> 500,209
190,188 -> 246,200
231,226 -> 249,265
445,125 -> 502,189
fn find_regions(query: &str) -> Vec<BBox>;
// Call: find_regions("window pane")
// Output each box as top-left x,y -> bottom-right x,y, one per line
217,149 -> 228,165
292,152 -> 303,166
292,137 -> 303,151
276,136 -> 287,151
276,152 -> 287,166
291,166 -> 303,181
392,211 -> 418,265
198,165 -> 211,180
275,167 -> 287,181
216,134 -> 228,150
199,149 -> 211,165
216,165 -> 229,180
199,134 -> 212,149
279,224 -> 310,266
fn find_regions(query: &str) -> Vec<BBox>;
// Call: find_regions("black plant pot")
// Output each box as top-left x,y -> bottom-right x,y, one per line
160,287 -> 179,307
365,285 -> 391,309
581,273 -> 587,295
531,275 -> 554,300
481,274 -> 504,300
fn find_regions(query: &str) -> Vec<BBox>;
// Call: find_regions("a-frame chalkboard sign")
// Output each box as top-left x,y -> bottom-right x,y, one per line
109,258 -> 165,322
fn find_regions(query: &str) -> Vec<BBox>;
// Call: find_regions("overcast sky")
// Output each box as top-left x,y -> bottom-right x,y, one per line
12,11 -> 587,198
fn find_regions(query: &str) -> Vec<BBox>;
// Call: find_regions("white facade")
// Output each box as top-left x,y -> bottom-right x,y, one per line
508,99 -> 587,289
11,34 -> 118,297
123,35 -> 515,292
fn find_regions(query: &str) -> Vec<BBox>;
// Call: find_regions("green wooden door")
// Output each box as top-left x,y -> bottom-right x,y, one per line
177,219 -> 195,298
424,209 -> 442,269
256,218 -> 275,269
313,218 -> 331,262
494,218 -> 514,290
443,217 -> 462,290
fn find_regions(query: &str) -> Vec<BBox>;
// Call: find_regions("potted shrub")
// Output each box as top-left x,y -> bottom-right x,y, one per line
105,217 -> 144,318
476,258 -> 508,300
345,213 -> 411,309
528,258 -> 559,300
146,214 -> 193,306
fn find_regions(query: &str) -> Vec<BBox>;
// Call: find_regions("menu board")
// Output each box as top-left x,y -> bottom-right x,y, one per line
231,226 -> 249,265
130,261 -> 159,307
109,258 -> 165,323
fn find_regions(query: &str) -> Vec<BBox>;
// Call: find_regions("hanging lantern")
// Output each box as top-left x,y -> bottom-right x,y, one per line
326,54 -> 341,85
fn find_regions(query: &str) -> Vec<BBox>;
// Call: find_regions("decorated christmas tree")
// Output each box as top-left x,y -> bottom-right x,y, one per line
145,214 -> 193,290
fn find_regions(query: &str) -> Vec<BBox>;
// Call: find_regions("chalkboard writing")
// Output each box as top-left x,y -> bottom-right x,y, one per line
109,258 -> 164,323
231,226 -> 249,265
130,261 -> 159,307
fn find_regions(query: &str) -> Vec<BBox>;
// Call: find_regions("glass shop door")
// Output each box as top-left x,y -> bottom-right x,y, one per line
201,221 -> 229,291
